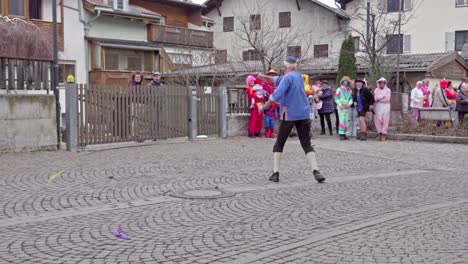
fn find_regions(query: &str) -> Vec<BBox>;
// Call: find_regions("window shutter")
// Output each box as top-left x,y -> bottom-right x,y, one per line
403,35 -> 411,53
445,32 -> 455,51
404,0 -> 413,11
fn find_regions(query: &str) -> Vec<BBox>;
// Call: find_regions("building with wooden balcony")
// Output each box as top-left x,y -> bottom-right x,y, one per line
80,0 -> 216,86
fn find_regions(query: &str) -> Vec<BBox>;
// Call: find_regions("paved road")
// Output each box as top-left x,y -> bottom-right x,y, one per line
1,136 -> 467,264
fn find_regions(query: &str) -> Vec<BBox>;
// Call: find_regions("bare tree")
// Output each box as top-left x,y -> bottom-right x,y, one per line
0,17 -> 52,60
347,1 -> 418,86
232,0 -> 342,72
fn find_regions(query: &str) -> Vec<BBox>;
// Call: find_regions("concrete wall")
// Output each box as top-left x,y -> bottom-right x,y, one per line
205,0 -> 347,62
0,95 -> 57,152
346,0 -> 468,54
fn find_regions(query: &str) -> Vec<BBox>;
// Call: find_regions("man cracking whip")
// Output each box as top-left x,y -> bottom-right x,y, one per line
258,56 -> 325,183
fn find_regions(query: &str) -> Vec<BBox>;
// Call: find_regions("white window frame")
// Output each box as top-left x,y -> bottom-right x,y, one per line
108,0 -> 128,11
456,0 -> 468,7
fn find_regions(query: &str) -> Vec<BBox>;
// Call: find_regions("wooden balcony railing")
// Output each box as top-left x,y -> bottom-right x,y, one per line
30,20 -> 64,51
148,24 -> 213,48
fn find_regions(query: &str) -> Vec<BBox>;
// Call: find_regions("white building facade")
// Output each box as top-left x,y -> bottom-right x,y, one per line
203,0 -> 350,65
341,0 -> 468,55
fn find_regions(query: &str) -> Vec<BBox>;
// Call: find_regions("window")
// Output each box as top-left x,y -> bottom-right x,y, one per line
243,50 -> 261,61
287,46 -> 301,58
353,36 -> 360,52
279,12 -> 291,28
457,0 -> 468,7
107,0 -> 125,10
8,0 -> 25,16
215,50 -> 227,64
117,0 -> 124,9
386,34 -> 403,54
29,0 -> 41,19
105,48 -> 154,72
223,17 -> 234,32
314,44 -> 328,58
387,0 -> 413,12
455,31 -> 468,51
250,14 -> 261,30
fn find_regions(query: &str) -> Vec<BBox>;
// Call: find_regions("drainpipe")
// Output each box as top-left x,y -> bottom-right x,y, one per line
80,2 -> 102,85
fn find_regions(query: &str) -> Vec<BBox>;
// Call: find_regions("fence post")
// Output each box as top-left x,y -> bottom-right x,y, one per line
218,86 -> 227,138
65,81 -> 78,152
187,86 -> 197,141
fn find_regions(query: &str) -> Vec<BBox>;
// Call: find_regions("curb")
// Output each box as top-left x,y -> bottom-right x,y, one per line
82,137 -> 219,152
367,132 -> 468,144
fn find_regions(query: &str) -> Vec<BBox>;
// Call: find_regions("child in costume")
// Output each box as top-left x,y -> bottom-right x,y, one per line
264,103 -> 279,138
263,71 -> 279,138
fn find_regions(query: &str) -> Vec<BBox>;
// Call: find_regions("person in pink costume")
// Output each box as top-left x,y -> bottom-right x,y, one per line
373,77 -> 392,141
246,77 -> 266,137
421,79 -> 431,108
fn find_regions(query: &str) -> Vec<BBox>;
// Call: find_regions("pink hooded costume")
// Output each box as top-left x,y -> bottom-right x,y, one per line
373,78 -> 392,135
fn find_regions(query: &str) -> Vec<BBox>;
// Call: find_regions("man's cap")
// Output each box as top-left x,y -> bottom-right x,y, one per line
285,56 -> 298,64
355,79 -> 366,84
153,72 -> 161,76
322,80 -> 329,84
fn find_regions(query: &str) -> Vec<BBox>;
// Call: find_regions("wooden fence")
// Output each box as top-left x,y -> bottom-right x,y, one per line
0,58 -> 52,92
78,84 -> 188,146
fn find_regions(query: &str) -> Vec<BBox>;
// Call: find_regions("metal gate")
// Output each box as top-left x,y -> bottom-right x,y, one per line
77,84 -> 188,146
197,86 -> 219,136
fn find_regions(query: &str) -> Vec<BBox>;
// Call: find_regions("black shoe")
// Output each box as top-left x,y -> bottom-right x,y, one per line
269,172 -> 279,182
343,135 -> 350,140
320,132 -> 326,135
248,134 -> 255,138
313,170 -> 325,183
339,135 -> 345,141
255,133 -> 261,137
329,131 -> 333,136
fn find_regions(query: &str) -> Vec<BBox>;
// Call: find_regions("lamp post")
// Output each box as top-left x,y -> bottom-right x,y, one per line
52,0 -> 61,149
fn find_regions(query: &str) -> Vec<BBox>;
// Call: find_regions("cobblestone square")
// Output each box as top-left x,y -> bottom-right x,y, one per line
1,136 -> 467,264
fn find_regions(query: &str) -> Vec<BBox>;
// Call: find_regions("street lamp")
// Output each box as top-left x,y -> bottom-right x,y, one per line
52,0 -> 61,149
396,0 -> 403,93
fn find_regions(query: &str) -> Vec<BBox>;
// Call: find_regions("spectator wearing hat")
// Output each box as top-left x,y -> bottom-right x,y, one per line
373,77 -> 391,141
335,76 -> 354,140
146,72 -> 162,89
353,79 -> 374,141
258,56 -> 325,184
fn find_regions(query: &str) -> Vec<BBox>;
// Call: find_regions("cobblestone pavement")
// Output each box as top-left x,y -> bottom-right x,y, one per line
0,136 -> 467,264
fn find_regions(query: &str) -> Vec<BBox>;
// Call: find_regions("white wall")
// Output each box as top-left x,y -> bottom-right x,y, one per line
85,15 -> 148,42
205,0 -> 347,62
345,0 -> 468,54
63,0 -> 87,84
41,0 -> 62,22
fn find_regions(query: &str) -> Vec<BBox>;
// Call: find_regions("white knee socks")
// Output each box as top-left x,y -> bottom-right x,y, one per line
273,152 -> 282,173
307,152 -> 319,171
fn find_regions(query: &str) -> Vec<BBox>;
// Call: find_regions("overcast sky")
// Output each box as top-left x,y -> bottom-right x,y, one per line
192,0 -> 337,7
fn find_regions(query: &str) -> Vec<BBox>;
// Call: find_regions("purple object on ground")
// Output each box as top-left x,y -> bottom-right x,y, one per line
115,227 -> 130,240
